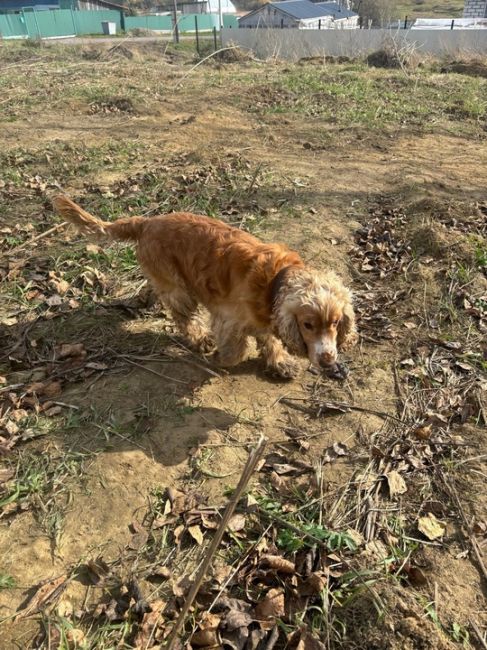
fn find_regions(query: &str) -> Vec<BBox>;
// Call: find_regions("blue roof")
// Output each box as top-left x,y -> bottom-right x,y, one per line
314,1 -> 357,18
272,0 -> 334,19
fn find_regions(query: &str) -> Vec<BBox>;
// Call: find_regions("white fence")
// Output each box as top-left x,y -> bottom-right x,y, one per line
221,28 -> 487,59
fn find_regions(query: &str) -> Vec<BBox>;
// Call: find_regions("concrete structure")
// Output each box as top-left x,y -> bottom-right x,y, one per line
412,17 -> 487,29
463,0 -> 487,17
223,26 -> 487,58
239,0 -> 358,29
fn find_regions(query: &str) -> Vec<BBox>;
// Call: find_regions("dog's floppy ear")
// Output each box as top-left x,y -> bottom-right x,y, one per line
274,305 -> 307,357
337,299 -> 358,350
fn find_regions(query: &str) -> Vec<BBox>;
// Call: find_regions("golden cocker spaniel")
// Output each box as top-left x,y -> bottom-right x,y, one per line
53,196 -> 357,379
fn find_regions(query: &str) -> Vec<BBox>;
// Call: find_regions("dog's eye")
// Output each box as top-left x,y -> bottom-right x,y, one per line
332,319 -> 340,326
303,322 -> 313,330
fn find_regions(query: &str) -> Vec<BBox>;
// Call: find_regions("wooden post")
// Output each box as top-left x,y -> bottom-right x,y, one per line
450,19 -> 455,29
195,14 -> 199,54
318,18 -> 321,29
403,15 -> 408,29
172,0 -> 179,43
213,24 -> 217,51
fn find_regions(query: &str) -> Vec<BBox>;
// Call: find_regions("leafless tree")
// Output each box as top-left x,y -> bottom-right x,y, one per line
352,0 -> 401,27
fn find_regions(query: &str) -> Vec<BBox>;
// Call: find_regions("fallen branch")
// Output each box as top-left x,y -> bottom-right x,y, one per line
163,434 -> 267,650
280,397 -> 405,423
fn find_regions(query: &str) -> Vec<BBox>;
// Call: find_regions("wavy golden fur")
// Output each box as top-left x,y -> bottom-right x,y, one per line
52,196 -> 357,379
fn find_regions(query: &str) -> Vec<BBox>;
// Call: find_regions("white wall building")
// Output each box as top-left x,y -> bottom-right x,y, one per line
239,0 -> 359,29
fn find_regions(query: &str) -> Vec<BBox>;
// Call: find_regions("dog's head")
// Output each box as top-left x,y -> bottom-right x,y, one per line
273,269 -> 357,369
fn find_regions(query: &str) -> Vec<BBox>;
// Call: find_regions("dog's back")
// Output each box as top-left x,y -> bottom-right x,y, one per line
53,196 -> 302,314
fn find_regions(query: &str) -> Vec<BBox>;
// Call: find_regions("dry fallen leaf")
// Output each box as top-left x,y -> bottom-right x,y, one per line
86,557 -> 110,585
385,470 -> 407,496
188,525 -> 204,545
133,599 -> 166,649
228,514 -> 246,533
260,555 -> 295,574
418,513 -> 446,540
14,574 -> 68,620
414,425 -> 432,440
289,626 -> 326,650
255,588 -> 285,622
346,528 -> 365,547
322,442 -> 349,464
65,628 -> 86,648
298,572 -> 327,597
56,343 -> 86,360
191,612 -> 221,648
147,566 -> 171,581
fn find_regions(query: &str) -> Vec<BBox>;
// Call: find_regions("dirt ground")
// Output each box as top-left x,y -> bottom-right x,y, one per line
0,41 -> 486,649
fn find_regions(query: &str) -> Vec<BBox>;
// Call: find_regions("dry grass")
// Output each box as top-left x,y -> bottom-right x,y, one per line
0,41 -> 486,650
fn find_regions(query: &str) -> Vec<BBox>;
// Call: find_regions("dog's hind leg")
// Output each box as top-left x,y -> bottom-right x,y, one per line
162,289 -> 214,353
256,334 -> 300,380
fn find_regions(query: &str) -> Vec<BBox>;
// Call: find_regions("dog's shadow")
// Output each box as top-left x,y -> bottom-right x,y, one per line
0,303 -> 247,468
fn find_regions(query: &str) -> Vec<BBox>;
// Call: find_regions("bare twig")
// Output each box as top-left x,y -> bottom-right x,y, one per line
175,46 -> 241,87
470,620 -> 487,650
439,471 -> 487,585
6,222 -> 68,255
116,354 -> 188,386
279,397 -> 405,423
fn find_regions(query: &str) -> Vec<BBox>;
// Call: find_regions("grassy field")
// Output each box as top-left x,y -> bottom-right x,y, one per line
396,0 -> 464,19
0,39 -> 486,650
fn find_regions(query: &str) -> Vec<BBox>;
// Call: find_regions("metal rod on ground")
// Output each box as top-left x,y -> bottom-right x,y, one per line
164,434 -> 267,650
195,14 -> 199,55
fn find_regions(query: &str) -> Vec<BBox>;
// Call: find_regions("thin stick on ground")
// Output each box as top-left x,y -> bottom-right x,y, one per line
470,619 -> 487,650
175,46 -> 242,88
439,470 -> 487,585
116,354 -> 188,386
162,434 -> 267,650
7,221 -> 68,255
279,397 -> 405,424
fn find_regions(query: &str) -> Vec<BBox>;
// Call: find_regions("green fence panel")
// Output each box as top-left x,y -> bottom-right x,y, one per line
223,15 -> 238,29
22,9 -> 76,38
179,13 -> 218,32
125,15 -> 172,31
0,13 -> 28,38
71,9 -> 122,34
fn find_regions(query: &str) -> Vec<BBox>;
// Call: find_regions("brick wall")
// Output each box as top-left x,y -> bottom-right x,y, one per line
463,0 -> 487,17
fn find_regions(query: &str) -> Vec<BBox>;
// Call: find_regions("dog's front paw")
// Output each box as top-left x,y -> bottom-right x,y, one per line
195,334 -> 215,354
266,358 -> 300,380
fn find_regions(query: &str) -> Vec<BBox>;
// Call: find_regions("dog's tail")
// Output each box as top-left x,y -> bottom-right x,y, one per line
52,195 -> 146,242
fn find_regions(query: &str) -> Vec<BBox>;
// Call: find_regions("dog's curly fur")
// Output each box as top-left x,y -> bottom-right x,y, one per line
53,196 -> 357,379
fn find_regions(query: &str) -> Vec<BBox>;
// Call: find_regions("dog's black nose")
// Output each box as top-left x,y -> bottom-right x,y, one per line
319,352 -> 336,367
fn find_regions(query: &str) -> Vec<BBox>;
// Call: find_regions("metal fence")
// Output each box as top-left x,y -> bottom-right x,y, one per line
0,8 -> 238,39
222,27 -> 487,59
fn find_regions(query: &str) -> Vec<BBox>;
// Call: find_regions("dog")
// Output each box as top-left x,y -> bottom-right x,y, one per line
52,196 -> 357,379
